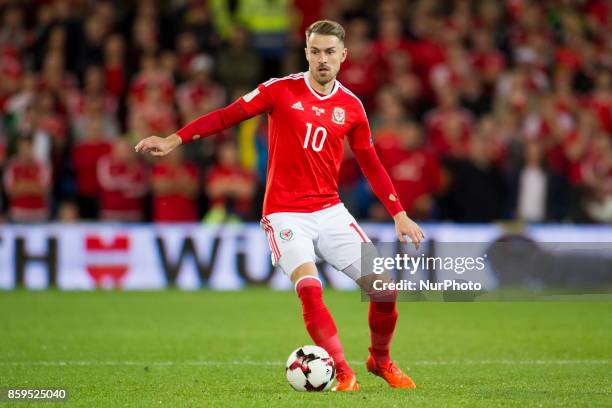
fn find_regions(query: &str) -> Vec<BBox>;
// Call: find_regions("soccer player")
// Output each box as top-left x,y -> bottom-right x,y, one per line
136,20 -> 424,391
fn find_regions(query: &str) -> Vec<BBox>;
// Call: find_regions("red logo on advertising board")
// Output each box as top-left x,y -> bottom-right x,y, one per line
85,235 -> 130,288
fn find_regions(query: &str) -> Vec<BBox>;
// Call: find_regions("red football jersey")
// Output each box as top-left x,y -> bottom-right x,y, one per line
3,158 -> 51,220
376,139 -> 442,214
72,140 -> 112,197
97,156 -> 147,221
238,72 -> 372,216
152,162 -> 198,222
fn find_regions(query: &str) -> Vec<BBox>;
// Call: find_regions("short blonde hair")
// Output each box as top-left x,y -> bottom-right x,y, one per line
305,20 -> 345,44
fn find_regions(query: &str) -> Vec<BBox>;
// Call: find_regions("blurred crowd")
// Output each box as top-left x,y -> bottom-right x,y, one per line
0,0 -> 611,224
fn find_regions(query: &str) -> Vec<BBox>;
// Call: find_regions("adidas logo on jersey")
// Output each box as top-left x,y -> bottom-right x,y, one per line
291,101 -> 304,110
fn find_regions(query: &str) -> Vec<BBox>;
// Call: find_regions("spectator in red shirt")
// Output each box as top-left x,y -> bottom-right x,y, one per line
551,68 -> 578,114
522,94 -> 574,175
430,43 -> 472,92
587,70 -> 612,134
0,48 -> 22,112
445,0 -> 473,41
376,121 -> 442,220
97,138 -> 147,222
338,19 -> 381,109
103,34 -> 126,98
564,109 -> 601,187
176,54 -> 226,124
555,32 -> 585,73
425,86 -> 474,159
152,150 -> 199,223
338,38 -> 381,109
407,14 -> 447,94
72,118 -> 112,219
204,140 -> 256,223
129,54 -> 175,107
129,83 -> 177,138
3,137 -> 51,222
68,65 -> 119,140
470,29 -> 506,86
372,16 -> 412,75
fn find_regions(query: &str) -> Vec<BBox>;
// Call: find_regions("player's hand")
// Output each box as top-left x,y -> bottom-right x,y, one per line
393,211 -> 425,249
134,134 -> 182,157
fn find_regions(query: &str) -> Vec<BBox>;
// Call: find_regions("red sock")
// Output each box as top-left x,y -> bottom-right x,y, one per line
296,277 -> 353,376
368,289 -> 398,365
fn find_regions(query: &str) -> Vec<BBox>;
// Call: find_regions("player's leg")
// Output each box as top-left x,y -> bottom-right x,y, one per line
357,272 -> 398,364
291,263 -> 345,367
261,214 -> 358,391
316,205 -> 415,388
354,265 -> 415,388
289,262 -> 357,391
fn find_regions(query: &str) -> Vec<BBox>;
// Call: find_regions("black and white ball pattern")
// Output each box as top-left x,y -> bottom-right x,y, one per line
285,345 -> 335,391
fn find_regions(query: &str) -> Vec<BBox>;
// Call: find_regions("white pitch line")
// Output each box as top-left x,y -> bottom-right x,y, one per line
402,360 -> 611,366
0,360 -> 609,367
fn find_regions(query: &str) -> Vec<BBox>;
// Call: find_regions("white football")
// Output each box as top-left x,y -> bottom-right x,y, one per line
285,345 -> 335,391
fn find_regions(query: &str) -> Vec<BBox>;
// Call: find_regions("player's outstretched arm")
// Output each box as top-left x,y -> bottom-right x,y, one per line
135,100 -> 252,157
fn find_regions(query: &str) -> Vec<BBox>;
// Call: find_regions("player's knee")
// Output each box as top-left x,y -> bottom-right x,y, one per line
290,262 -> 319,285
342,243 -> 381,282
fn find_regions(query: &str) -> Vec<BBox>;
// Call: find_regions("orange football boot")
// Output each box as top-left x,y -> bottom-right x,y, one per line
332,371 -> 360,391
366,354 -> 416,389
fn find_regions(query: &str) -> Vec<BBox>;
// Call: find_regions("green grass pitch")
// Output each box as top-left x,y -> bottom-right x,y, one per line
1,290 -> 611,407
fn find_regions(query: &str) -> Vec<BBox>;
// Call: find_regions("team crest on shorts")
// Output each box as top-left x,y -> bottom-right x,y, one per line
279,228 -> 294,241
332,107 -> 345,125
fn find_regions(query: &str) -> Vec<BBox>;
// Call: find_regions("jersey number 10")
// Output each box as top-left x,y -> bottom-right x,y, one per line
303,123 -> 327,152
